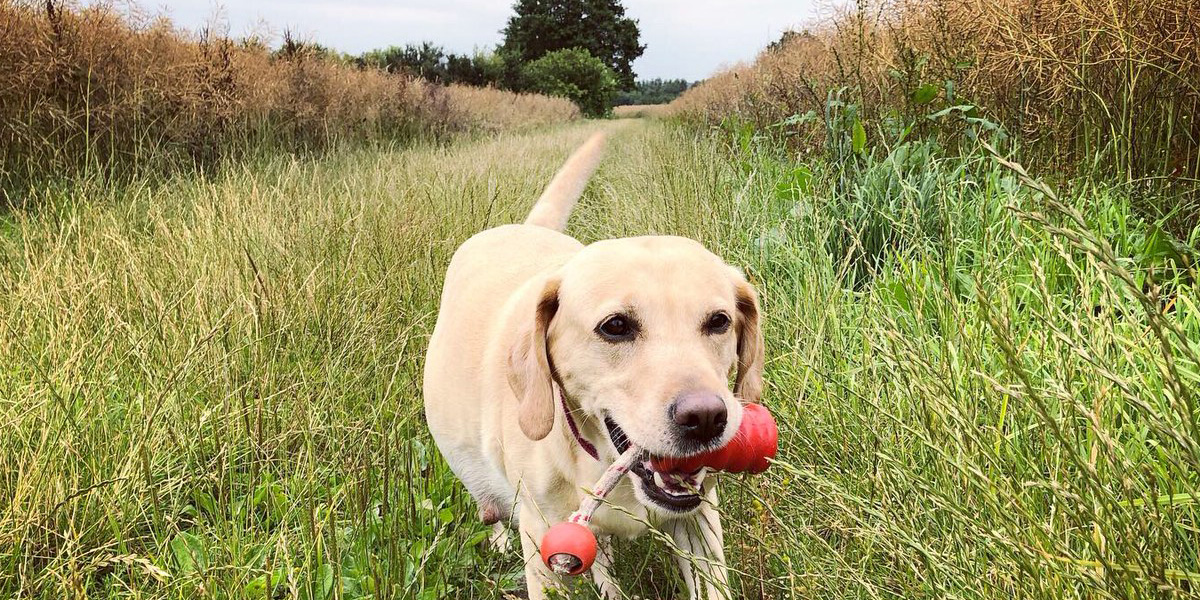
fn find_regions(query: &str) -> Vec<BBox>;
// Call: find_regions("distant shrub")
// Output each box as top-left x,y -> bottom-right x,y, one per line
357,42 -> 508,88
614,78 -> 690,106
501,0 -> 644,90
522,48 -> 618,118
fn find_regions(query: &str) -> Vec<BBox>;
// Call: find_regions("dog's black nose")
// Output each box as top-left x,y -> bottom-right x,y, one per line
669,392 -> 728,445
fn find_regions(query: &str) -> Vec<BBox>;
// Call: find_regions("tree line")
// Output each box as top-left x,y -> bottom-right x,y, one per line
357,0 -> 647,117
615,79 -> 691,106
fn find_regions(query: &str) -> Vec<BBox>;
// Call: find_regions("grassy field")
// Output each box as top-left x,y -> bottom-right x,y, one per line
3,117 -> 1200,600
612,105 -> 671,120
671,0 -> 1200,236
0,1 -> 579,204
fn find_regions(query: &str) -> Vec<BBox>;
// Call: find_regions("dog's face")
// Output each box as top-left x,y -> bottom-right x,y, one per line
507,236 -> 764,515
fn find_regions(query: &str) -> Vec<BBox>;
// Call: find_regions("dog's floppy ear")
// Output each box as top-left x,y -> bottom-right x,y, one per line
507,277 -> 560,440
732,273 -> 765,404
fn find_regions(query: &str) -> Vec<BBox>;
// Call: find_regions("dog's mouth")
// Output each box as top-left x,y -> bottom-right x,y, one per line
604,415 -> 705,512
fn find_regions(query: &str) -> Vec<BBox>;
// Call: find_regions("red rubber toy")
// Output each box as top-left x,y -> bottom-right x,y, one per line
540,403 -> 777,576
540,522 -> 597,575
650,403 -> 778,474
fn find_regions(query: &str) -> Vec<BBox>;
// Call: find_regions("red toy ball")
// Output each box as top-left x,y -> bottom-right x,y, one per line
650,403 -> 778,474
540,522 -> 597,575
540,403 -> 778,578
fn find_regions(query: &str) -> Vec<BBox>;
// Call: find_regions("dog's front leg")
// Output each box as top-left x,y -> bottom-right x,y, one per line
666,487 -> 730,600
518,503 -> 567,600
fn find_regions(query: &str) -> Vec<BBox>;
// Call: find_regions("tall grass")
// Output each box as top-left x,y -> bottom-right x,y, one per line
728,138 -> 1200,599
0,0 -> 579,205
4,114 -> 1199,598
612,104 -> 672,119
582,121 -> 1200,598
670,13 -> 1200,594
672,0 -> 1200,233
0,123 -> 613,599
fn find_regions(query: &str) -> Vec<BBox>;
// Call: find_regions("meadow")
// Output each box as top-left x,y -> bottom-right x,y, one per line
5,113 -> 1200,598
4,0 -> 1200,598
673,0 -> 1200,235
0,0 -> 579,204
612,104 -> 672,120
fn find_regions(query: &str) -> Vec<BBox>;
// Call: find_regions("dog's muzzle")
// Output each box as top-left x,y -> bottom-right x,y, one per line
604,415 -> 705,512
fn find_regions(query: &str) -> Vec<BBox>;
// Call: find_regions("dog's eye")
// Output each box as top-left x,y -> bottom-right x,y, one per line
596,314 -> 637,341
703,311 -> 732,335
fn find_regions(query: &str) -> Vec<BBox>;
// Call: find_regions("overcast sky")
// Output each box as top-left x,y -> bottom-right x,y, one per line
126,0 -> 827,81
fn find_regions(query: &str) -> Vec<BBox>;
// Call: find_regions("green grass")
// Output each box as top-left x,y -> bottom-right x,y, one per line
2,119 -> 1200,599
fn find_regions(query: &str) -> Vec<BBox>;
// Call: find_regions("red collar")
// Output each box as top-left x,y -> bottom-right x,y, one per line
559,387 -> 599,461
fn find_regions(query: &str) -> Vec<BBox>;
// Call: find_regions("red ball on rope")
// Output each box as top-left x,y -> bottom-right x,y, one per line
539,403 -> 778,577
540,522 -> 597,576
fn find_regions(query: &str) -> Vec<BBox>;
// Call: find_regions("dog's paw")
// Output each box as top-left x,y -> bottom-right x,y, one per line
488,522 -> 514,553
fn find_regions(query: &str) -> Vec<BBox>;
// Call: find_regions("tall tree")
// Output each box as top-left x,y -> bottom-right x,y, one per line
500,0 -> 644,89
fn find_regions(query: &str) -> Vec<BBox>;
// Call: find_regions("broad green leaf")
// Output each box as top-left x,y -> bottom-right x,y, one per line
465,530 -> 490,547
774,165 -> 814,201
773,110 -> 818,128
316,563 -> 335,599
192,490 -> 217,517
169,531 -> 207,574
885,280 -> 912,313
927,104 -> 976,120
243,577 -> 267,596
911,83 -> 938,105
965,117 -> 1000,131
852,119 -> 867,154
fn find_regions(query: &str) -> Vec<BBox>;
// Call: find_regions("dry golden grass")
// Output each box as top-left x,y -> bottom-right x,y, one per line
674,0 -> 1200,186
445,84 -> 581,131
613,104 -> 672,119
0,0 -> 579,199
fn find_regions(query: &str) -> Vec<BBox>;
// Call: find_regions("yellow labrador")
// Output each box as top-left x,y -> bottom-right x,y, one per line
423,131 -> 763,599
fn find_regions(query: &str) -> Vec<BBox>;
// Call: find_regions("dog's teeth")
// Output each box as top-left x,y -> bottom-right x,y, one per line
653,472 -> 667,489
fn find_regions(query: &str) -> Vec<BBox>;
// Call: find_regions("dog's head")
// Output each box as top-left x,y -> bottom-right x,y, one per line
507,236 -> 764,515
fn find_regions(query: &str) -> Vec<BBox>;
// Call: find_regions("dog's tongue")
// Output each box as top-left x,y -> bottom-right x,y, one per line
649,403 -> 778,474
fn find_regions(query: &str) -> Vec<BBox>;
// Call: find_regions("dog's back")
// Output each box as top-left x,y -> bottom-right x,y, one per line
422,131 -> 607,518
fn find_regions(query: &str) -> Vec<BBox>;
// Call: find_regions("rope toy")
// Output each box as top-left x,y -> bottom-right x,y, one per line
540,403 -> 778,575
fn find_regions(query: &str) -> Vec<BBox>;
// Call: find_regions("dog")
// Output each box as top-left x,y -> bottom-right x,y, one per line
423,130 -> 763,599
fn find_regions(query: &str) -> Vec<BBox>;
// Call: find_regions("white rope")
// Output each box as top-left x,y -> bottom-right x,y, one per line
567,446 -> 641,526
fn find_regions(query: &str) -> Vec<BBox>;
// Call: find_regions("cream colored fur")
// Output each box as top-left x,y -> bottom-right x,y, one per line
423,130 -> 762,599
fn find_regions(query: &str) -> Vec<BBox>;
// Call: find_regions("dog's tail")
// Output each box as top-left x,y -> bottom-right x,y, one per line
524,131 -> 607,232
